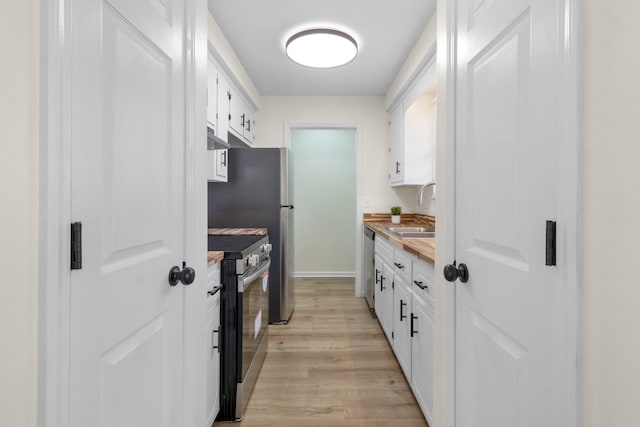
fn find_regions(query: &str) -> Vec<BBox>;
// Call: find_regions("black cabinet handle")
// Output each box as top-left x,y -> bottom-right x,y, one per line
410,313 -> 418,337
413,280 -> 428,290
394,262 -> 405,270
400,300 -> 407,321
396,161 -> 401,174
375,269 -> 380,284
221,150 -> 227,167
380,275 -> 386,291
212,327 -> 221,353
241,114 -> 245,127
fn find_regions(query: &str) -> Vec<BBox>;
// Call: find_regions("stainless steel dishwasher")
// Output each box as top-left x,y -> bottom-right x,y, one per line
363,226 -> 375,313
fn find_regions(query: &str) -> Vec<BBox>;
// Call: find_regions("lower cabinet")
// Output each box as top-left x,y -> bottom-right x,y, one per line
373,234 -> 434,425
411,291 -> 434,425
393,277 -> 413,379
205,263 -> 221,426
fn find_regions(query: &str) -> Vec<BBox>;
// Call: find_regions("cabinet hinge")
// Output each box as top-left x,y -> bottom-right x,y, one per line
70,222 -> 82,270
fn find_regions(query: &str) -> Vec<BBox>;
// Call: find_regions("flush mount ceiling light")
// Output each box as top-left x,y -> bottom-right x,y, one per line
285,29 -> 358,68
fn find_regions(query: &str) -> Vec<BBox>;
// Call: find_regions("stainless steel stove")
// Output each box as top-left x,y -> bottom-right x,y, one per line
208,234 -> 271,421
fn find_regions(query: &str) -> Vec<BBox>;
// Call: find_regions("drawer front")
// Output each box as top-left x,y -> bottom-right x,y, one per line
393,249 -> 413,284
412,258 -> 435,301
375,235 -> 394,265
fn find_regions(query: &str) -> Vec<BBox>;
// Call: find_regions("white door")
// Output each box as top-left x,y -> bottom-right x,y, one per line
69,0 -> 188,425
454,0 -> 571,425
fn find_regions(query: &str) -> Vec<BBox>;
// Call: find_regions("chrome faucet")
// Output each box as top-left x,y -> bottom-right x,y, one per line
418,182 -> 436,206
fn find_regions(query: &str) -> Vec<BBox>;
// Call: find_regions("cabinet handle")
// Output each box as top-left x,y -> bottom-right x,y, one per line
241,114 -> 245,127
394,262 -> 405,270
247,119 -> 251,132
410,313 -> 418,337
212,327 -> 221,353
413,280 -> 428,290
400,300 -> 407,321
380,275 -> 385,291
221,150 -> 227,167
375,269 -> 380,284
396,161 -> 401,174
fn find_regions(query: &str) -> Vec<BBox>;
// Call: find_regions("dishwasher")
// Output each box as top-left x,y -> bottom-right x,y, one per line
363,226 -> 375,314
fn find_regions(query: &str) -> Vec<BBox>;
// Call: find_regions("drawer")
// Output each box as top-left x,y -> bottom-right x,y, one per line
375,235 -> 394,264
412,258 -> 435,301
393,249 -> 413,284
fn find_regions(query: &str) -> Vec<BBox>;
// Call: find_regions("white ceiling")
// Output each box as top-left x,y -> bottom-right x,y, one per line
207,0 -> 436,96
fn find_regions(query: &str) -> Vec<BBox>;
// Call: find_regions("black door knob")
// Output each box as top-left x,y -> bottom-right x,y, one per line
443,262 -> 470,283
443,264 -> 458,282
169,265 -> 196,286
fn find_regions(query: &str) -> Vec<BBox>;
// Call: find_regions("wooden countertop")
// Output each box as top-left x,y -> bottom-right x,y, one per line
207,251 -> 224,265
364,214 -> 436,265
208,227 -> 268,236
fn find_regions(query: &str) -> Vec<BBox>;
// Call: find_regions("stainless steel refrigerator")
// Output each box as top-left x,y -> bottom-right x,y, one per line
208,147 -> 295,324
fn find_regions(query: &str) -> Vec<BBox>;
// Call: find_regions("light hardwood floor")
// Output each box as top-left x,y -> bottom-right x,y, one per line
215,278 -> 429,427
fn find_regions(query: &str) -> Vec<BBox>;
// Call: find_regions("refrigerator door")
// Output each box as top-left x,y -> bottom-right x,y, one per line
280,147 -> 293,206
279,205 -> 295,322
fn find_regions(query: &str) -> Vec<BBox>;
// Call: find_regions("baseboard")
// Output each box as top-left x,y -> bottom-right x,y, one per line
293,271 -> 356,278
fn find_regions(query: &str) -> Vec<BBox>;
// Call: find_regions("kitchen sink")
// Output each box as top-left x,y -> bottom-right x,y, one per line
385,226 -> 435,239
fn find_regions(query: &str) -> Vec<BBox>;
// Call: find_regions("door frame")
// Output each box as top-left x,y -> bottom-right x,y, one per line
283,123 -> 363,297
37,1 -> 207,426
437,0 -> 583,426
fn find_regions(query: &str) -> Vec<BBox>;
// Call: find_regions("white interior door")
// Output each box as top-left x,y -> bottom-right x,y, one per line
454,0 -> 572,425
69,0 -> 187,425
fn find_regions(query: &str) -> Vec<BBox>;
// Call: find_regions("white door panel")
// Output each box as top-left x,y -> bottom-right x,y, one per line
455,0 -> 567,425
69,0 -> 186,425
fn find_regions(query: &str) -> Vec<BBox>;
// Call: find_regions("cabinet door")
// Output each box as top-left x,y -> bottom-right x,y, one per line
381,262 -> 395,342
206,61 -> 217,128
228,87 -> 245,136
205,301 -> 221,426
374,255 -> 384,320
214,149 -> 228,182
389,105 -> 404,184
393,277 -> 412,379
216,72 -> 230,142
411,295 -> 434,425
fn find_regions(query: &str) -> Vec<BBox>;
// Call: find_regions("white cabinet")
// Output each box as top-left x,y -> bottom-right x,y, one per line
393,276 -> 413,379
208,55 -> 255,146
388,61 -> 437,187
374,236 -> 395,341
411,291 -> 434,425
372,233 -> 435,425
228,86 -> 256,146
205,262 -> 221,426
410,257 -> 435,425
206,149 -> 228,183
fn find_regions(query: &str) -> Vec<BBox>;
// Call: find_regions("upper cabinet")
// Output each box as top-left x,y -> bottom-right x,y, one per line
207,54 -> 256,148
389,60 -> 437,187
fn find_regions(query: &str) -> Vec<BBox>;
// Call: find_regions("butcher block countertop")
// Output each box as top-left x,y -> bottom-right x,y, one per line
207,251 -> 224,265
207,228 -> 268,266
207,227 -> 268,236
364,214 -> 436,265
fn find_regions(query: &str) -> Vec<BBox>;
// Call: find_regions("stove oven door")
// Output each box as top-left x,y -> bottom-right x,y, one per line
239,257 -> 270,383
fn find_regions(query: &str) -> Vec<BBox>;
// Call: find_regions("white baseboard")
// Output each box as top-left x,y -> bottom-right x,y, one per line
293,271 -> 356,278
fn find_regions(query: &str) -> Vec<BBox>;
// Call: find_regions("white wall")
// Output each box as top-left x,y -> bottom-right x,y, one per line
255,96 -> 420,215
291,129 -> 356,276
0,1 -> 39,426
583,1 -> 640,425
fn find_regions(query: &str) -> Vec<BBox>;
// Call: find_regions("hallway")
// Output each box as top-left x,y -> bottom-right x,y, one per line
221,278 -> 428,427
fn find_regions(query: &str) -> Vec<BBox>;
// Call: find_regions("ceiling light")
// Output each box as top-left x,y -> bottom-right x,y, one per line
285,29 -> 358,68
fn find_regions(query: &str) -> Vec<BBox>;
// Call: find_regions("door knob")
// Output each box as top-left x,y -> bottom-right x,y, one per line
443,262 -> 469,283
169,265 -> 196,286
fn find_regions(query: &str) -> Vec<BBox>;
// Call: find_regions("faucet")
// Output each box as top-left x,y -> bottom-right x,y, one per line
418,182 -> 436,206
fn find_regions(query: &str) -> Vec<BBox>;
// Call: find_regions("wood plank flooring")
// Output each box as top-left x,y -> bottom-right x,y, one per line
215,278 -> 428,427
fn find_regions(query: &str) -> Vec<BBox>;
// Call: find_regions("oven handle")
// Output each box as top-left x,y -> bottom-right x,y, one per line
240,258 -> 271,292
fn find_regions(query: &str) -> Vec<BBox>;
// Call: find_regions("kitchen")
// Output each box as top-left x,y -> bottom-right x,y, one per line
4,1 -> 640,427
